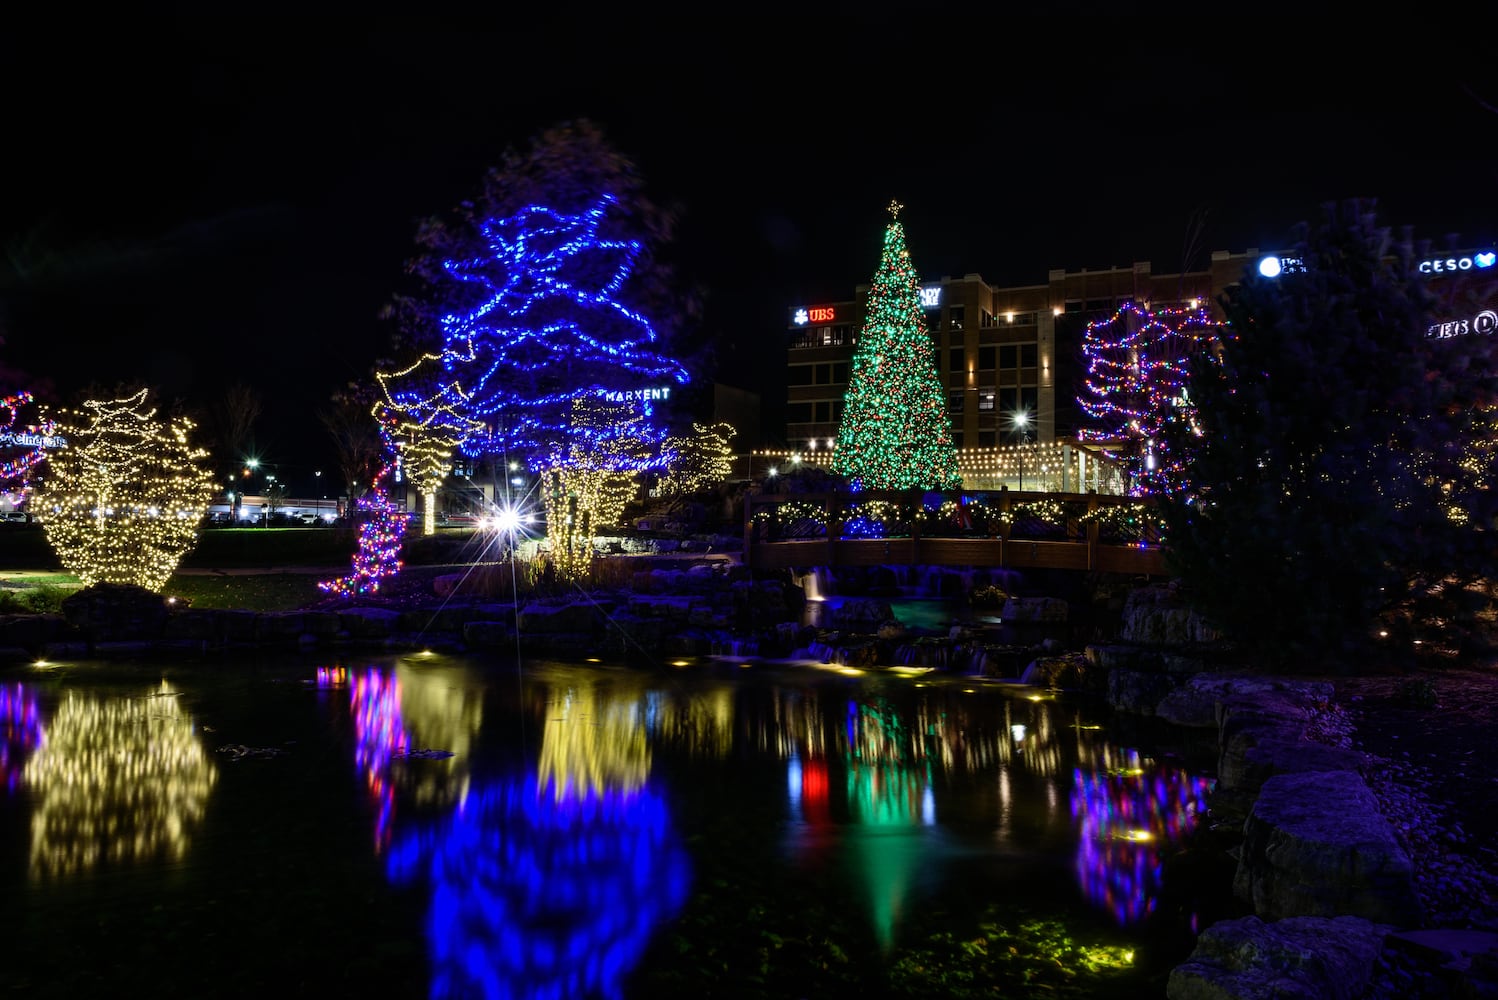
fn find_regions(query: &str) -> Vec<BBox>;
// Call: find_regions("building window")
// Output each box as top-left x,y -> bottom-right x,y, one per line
948,347 -> 963,373
789,365 -> 813,385
978,430 -> 995,447
978,388 -> 995,411
978,346 -> 996,371
1020,343 -> 1037,368
814,401 -> 832,422
1000,345 -> 1017,370
951,431 -> 963,448
788,403 -> 813,423
833,400 -> 844,422
949,305 -> 965,331
948,390 -> 965,413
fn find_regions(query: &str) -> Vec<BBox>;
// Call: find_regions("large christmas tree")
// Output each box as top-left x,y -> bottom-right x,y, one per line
832,202 -> 960,490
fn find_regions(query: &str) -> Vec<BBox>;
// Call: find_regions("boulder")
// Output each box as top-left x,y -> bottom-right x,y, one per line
1167,914 -> 1392,1000
1234,770 -> 1424,926
60,582 -> 169,641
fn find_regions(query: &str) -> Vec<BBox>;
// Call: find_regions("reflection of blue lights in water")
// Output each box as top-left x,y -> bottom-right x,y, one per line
1,682 -> 43,793
1071,765 -> 1214,927
387,775 -> 691,1000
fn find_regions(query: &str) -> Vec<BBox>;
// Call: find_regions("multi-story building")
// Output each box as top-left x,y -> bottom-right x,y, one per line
781,251 -> 1258,491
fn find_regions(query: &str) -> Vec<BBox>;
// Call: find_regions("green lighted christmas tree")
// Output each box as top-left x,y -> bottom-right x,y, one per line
832,201 -> 960,490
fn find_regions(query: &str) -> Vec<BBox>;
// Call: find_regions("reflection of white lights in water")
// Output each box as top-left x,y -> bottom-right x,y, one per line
537,684 -> 650,797
25,681 -> 216,878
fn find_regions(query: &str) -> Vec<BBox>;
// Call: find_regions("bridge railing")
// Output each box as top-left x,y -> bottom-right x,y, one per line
742,487 -> 1169,575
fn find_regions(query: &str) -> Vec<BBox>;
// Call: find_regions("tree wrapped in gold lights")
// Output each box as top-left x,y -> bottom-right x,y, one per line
34,389 -> 217,592
376,355 -> 484,536
655,421 -> 736,497
832,202 -> 960,490
540,396 -> 654,582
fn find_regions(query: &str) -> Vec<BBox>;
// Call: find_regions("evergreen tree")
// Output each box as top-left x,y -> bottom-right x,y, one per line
1159,199 -> 1498,666
832,202 -> 960,491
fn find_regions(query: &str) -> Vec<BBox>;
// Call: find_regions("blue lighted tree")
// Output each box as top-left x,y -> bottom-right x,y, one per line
379,122 -> 693,582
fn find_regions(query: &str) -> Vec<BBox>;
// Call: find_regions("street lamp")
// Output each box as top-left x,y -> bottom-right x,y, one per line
1012,410 -> 1031,491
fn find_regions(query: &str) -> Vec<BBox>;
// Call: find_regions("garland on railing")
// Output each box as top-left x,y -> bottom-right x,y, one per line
749,494 -> 1166,543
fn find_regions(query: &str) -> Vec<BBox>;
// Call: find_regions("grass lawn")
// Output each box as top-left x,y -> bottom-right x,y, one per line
0,570 -> 332,614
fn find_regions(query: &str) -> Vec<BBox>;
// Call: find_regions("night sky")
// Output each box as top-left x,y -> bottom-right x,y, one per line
1,16 -> 1493,495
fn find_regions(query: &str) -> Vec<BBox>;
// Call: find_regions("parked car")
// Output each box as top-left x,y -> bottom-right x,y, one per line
438,512 -> 479,527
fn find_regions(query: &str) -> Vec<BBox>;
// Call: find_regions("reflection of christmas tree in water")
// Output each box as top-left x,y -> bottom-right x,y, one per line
1071,759 -> 1215,927
1,682 -> 43,794
386,775 -> 690,1000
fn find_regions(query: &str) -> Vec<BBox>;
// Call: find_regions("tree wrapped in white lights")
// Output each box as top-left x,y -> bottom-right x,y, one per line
655,421 -> 736,496
34,389 -> 217,591
376,356 -> 484,536
540,396 -> 657,581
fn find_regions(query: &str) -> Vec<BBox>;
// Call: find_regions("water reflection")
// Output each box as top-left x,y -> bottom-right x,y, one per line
24,680 -> 216,878
383,665 -> 691,1000
2,682 -> 43,793
1072,756 -> 1215,927
344,662 -> 483,851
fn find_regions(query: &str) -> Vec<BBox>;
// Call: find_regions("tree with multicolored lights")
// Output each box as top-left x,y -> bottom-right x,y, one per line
33,388 -> 217,592
832,202 -> 960,491
0,389 -> 53,508
1075,301 -> 1224,496
319,407 -> 412,599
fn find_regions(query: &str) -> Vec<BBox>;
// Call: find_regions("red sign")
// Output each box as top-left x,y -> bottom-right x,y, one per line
807,306 -> 836,323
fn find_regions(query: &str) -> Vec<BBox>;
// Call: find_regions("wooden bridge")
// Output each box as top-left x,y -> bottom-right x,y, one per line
743,488 -> 1169,577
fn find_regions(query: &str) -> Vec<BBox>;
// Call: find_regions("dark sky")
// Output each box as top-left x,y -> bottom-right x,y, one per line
1,15 -> 1494,495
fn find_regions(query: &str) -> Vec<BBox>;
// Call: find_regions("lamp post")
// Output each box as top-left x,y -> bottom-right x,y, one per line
1013,410 -> 1031,491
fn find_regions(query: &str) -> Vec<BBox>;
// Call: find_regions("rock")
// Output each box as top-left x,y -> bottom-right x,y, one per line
1167,914 -> 1393,1000
60,582 -> 169,641
1119,583 -> 1222,646
1234,770 -> 1424,926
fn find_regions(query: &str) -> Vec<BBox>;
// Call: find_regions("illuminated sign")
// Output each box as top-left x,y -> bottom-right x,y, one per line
920,286 -> 942,309
601,387 -> 672,403
0,431 -> 66,448
1427,310 -> 1498,340
792,306 -> 837,326
1418,251 -> 1495,275
1257,255 -> 1305,278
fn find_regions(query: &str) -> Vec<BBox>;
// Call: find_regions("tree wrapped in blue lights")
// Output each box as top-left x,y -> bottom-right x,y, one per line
1075,301 -> 1223,496
382,138 -> 691,583
832,202 -> 960,491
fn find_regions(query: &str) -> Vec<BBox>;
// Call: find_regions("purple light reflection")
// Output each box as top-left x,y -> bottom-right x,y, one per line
1,682 -> 43,793
1072,764 -> 1214,926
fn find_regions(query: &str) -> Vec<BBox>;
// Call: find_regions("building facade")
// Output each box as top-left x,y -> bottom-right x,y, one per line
784,251 -> 1257,491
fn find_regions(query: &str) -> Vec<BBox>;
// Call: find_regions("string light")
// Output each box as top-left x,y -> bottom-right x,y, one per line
0,390 -> 54,506
656,421 -> 736,496
34,389 -> 217,591
1075,301 -> 1223,496
832,204 -> 961,490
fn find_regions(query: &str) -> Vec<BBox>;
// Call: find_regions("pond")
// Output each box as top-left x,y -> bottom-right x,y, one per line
0,649 -> 1221,998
